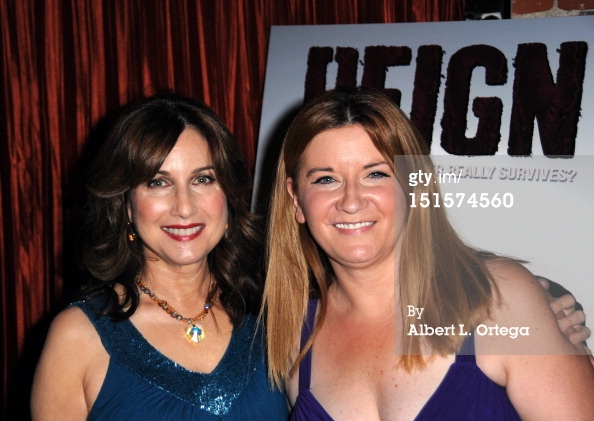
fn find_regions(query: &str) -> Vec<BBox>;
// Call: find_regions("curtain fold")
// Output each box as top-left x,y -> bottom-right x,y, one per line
0,0 -> 463,417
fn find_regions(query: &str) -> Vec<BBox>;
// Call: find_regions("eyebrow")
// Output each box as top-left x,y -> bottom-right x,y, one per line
364,161 -> 389,169
304,161 -> 388,178
305,167 -> 333,178
156,165 -> 215,176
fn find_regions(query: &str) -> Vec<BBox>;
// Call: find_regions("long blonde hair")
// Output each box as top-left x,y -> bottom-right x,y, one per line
261,86 -> 496,388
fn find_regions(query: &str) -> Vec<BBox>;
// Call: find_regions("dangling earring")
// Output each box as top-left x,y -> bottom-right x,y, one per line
127,222 -> 136,242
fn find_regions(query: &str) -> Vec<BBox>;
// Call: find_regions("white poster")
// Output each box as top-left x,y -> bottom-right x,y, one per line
255,16 -> 594,332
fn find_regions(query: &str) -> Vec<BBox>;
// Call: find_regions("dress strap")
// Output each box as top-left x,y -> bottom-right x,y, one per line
298,299 -> 318,391
455,332 -> 476,364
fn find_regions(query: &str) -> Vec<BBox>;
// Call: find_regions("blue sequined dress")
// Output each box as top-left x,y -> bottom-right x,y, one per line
74,301 -> 289,420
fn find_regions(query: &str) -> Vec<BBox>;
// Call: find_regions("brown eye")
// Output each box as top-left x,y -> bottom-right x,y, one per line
195,174 -> 215,185
147,178 -> 168,188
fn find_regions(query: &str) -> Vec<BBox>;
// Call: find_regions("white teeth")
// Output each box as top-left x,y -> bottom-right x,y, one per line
163,226 -> 202,236
334,221 -> 374,230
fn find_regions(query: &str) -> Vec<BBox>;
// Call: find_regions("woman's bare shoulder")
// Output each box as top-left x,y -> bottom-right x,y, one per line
38,305 -> 106,373
477,259 -> 594,419
484,258 -> 550,313
49,305 -> 99,341
31,305 -> 106,420
476,258 -> 583,357
485,258 -> 539,291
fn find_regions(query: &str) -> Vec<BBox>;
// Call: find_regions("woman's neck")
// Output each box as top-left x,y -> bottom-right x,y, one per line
140,261 -> 212,304
328,258 -> 399,319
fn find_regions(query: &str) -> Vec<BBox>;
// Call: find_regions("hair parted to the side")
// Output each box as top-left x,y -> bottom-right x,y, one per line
262,86 -> 498,388
81,93 -> 263,324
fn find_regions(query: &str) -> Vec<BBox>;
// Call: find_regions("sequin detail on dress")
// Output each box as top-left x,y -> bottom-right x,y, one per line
74,298 -> 289,420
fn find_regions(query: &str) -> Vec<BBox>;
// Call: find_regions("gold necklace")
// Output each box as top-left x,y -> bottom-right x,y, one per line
135,277 -> 212,343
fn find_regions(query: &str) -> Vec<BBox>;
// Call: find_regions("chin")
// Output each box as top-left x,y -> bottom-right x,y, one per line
161,254 -> 208,267
337,252 -> 381,266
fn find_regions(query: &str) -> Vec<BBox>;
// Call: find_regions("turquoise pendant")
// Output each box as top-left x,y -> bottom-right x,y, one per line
185,323 -> 205,343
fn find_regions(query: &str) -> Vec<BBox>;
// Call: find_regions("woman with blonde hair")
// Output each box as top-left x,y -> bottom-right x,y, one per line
262,86 -> 594,420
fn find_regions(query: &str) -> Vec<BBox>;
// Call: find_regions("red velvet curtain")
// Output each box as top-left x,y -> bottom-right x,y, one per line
0,0 -> 463,418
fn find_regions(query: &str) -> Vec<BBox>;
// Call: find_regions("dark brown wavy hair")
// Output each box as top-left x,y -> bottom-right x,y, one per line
80,93 -> 263,324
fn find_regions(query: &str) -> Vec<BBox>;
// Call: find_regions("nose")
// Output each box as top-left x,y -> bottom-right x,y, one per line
172,186 -> 196,218
336,181 -> 367,214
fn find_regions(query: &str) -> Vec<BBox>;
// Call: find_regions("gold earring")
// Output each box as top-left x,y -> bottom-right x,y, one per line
127,223 -> 136,242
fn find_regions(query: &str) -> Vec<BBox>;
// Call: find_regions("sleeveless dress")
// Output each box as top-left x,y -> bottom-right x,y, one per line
291,300 -> 521,421
74,300 -> 289,421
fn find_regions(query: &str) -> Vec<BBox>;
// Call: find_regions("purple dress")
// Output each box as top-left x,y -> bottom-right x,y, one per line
291,300 -> 521,421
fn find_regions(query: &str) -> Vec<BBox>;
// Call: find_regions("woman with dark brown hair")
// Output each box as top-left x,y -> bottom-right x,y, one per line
31,94 -> 289,420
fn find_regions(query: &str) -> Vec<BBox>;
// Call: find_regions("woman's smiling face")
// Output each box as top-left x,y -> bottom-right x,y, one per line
287,125 -> 407,271
129,128 -> 228,269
